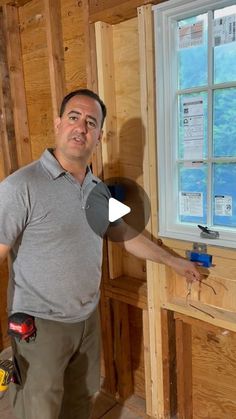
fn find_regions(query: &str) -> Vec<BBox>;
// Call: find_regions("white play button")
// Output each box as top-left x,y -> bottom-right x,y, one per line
108,197 -> 131,222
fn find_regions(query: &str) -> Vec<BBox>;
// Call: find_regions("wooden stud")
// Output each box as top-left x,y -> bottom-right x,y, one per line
82,1 -> 103,178
138,4 -> 158,236
44,0 -> 65,121
0,6 -> 18,175
138,5 -> 166,418
99,242 -> 117,395
95,21 -> 119,179
175,318 -> 193,419
95,20 -> 122,279
84,8 -> 118,396
142,309 -> 152,415
99,289 -> 117,395
112,300 -> 133,399
3,4 -> 32,167
161,309 -> 177,418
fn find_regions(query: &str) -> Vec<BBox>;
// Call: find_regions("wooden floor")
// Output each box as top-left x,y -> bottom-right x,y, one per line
0,348 -> 148,419
0,388 -> 148,419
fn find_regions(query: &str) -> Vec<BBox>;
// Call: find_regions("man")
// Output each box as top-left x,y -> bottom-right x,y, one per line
0,89 -> 200,419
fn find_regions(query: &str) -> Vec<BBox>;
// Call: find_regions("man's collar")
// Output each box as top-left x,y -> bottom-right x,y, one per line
40,149 -> 66,179
40,149 -> 94,183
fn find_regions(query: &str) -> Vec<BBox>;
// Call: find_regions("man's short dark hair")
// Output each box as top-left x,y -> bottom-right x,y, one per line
59,88 -> 107,128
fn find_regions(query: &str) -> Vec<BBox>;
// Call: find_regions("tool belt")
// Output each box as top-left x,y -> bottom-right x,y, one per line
8,313 -> 37,341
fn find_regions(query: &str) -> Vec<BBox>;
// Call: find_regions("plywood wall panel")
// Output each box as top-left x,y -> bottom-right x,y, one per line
163,243 -> 236,318
192,324 -> 236,418
122,251 -> 146,280
19,5 -> 45,53
18,0 -> 87,161
19,0 -> 54,160
113,18 -> 142,172
112,18 -> 145,282
61,0 -> 86,92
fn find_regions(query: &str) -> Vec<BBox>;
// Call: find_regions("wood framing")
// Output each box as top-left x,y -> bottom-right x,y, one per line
3,4 -> 32,167
0,6 -> 19,175
95,20 -> 123,280
175,317 -> 193,418
44,0 -> 65,121
89,0 -> 165,24
113,300 -> 133,399
161,309 -> 177,418
174,313 -> 236,417
138,5 -> 166,418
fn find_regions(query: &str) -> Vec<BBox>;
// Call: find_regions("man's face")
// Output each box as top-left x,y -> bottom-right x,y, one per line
54,95 -> 103,163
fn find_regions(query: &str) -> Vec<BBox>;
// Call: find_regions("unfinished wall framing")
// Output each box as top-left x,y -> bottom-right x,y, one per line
1,1 -> 236,418
92,2 -> 236,418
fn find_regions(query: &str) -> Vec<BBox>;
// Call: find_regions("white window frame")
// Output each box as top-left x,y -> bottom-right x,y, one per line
153,0 -> 236,248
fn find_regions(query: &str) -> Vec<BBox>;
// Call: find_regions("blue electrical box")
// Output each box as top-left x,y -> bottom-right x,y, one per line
187,251 -> 212,267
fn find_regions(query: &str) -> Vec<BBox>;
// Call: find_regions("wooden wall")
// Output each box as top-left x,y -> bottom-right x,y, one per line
92,2 -> 236,418
19,0 -> 87,161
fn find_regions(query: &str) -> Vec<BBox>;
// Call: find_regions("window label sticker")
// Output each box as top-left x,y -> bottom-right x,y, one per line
214,14 -> 236,47
179,191 -> 203,217
183,97 -> 204,160
215,195 -> 232,216
178,21 -> 204,49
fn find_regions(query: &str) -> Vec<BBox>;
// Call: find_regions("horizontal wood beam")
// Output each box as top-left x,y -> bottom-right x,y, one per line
89,0 -> 166,24
104,276 -> 147,309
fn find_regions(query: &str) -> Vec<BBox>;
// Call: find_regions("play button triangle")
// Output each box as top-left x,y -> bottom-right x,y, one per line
108,197 -> 131,222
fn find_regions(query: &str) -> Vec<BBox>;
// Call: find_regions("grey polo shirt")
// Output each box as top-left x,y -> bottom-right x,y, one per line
0,149 -> 110,322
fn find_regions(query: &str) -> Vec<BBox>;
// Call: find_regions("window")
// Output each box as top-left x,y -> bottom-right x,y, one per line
153,0 -> 236,248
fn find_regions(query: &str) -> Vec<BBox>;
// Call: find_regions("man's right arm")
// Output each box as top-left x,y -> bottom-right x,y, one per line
0,243 -> 11,265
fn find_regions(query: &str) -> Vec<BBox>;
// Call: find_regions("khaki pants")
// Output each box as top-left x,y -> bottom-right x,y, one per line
9,308 -> 101,419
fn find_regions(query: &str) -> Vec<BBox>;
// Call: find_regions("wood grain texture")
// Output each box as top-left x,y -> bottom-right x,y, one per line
112,18 -> 142,172
3,4 -> 32,167
0,6 -> 19,175
138,6 -> 166,418
61,0 -> 87,92
161,309 -> 177,418
104,276 -> 147,310
112,17 -> 146,281
89,0 -> 166,24
95,21 -> 123,279
174,314 -> 236,419
113,300 -> 133,399
175,318 -> 192,419
19,0 -> 54,160
128,306 -> 145,399
44,0 -> 65,120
